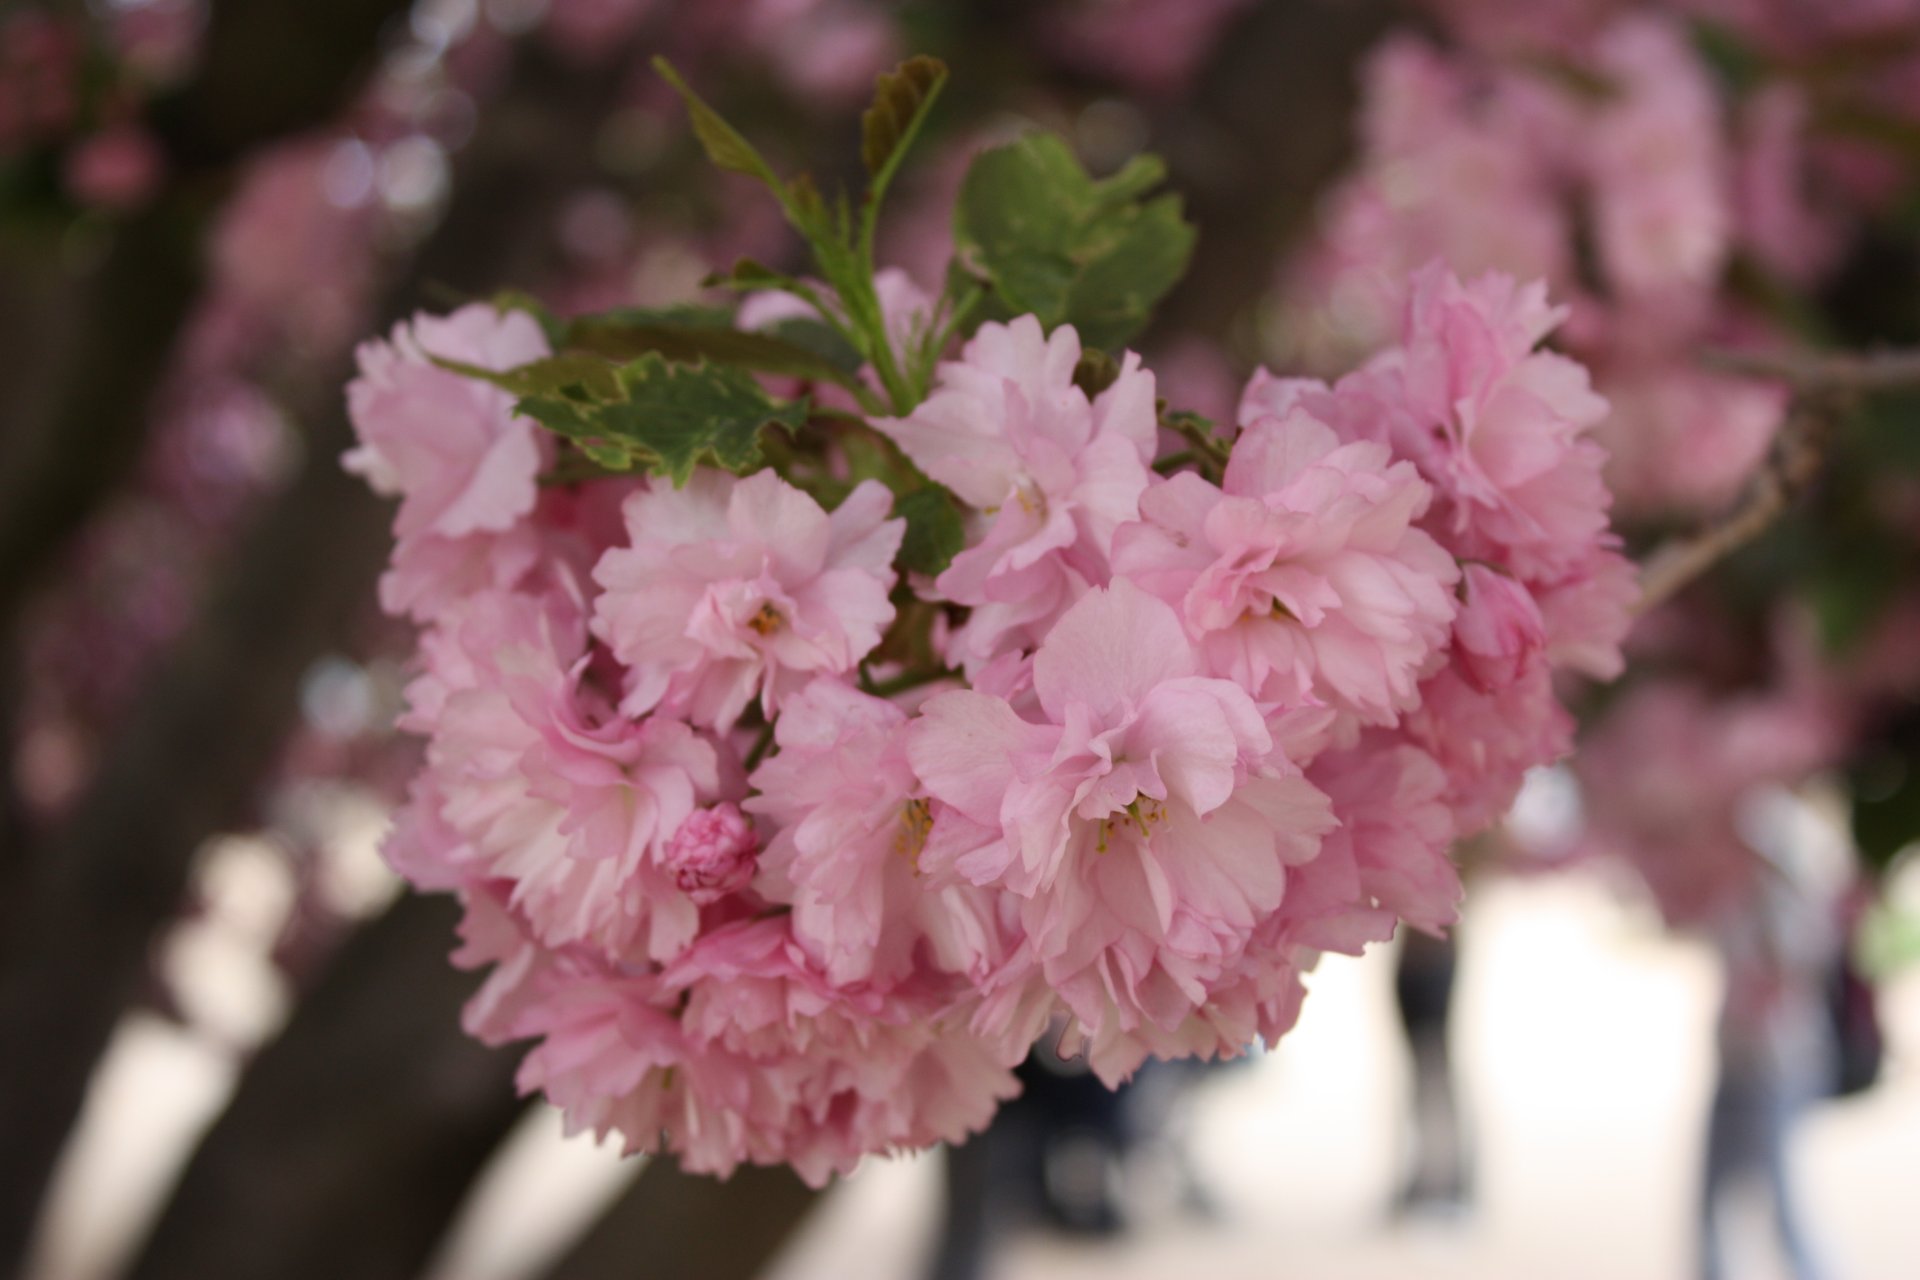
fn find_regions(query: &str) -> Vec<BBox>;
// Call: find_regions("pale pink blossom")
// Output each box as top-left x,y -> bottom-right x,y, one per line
1536,547 -> 1640,681
1354,264 -> 1614,582
746,678 -> 1004,986
1308,740 -> 1459,935
879,316 -> 1157,671
346,305 -> 551,540
1272,38 -> 1572,372
591,470 -> 903,732
663,803 -> 759,903
346,304 -> 555,619
513,920 -> 1020,1186
1586,17 -> 1731,308
413,588 -> 726,961
1402,662 -> 1573,833
1596,363 -> 1785,516
1450,564 -> 1546,694
908,581 -> 1336,1082
1113,404 -> 1457,723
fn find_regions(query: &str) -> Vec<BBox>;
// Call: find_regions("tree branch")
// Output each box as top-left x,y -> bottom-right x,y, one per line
1634,391 -> 1837,616
1703,345 -> 1920,393
1630,340 -> 1920,613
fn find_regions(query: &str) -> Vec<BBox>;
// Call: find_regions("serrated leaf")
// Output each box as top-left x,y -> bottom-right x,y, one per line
861,56 -> 947,177
598,354 -> 807,485
566,317 -> 864,389
955,133 -> 1196,350
653,57 -> 780,185
894,486 -> 965,576
431,352 -> 624,402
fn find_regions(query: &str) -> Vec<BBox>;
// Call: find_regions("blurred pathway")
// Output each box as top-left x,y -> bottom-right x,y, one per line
769,873 -> 1920,1280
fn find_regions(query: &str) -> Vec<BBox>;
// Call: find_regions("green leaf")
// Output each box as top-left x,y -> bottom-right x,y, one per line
861,56 -> 948,180
1072,347 -> 1120,398
653,57 -> 782,187
762,317 -> 866,376
894,486 -> 965,576
584,302 -> 736,330
596,355 -> 807,485
702,258 -> 794,292
430,352 -> 624,402
565,317 -> 865,389
955,133 -> 1196,350
484,353 -> 805,485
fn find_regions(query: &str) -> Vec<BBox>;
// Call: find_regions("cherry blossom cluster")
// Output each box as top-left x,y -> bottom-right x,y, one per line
0,4 -> 187,213
1277,9 -> 1812,517
350,259 -> 1631,1183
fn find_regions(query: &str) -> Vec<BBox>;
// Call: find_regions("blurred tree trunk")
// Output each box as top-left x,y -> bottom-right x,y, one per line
124,894 -> 526,1280
537,1160 -> 821,1280
0,25 -> 616,1277
0,0 -> 413,638
1151,0 -> 1411,354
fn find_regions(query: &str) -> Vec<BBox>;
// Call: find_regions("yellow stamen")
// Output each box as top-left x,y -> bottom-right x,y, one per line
894,797 -> 934,866
747,602 -> 784,636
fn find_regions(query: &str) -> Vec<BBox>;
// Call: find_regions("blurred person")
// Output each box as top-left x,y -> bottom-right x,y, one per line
1698,850 -> 1843,1280
926,1028 -> 1224,1279
1391,927 -> 1472,1217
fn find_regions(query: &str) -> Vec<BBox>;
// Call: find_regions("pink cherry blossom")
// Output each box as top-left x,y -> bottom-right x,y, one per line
512,919 -> 1020,1186
346,305 -> 551,540
1450,563 -> 1547,694
1353,264 -> 1615,582
1308,739 -> 1459,935
746,678 -> 1004,986
409,588 -> 726,961
663,803 -> 759,903
1595,363 -> 1785,516
1402,662 -> 1573,834
1586,18 -> 1731,308
591,470 -> 903,732
1536,546 -> 1639,681
346,304 -> 555,619
878,316 -> 1158,671
1113,403 -> 1457,723
908,580 -> 1336,1082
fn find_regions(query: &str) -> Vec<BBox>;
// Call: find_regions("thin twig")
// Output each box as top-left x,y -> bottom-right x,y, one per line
1633,395 -> 1835,615
1637,341 -> 1920,610
1702,346 -> 1920,392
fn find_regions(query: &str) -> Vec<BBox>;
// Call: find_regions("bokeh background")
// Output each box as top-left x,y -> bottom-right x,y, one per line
3,1 -> 1919,1278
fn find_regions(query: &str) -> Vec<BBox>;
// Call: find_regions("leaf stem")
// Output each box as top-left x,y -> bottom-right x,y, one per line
743,718 -> 778,771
